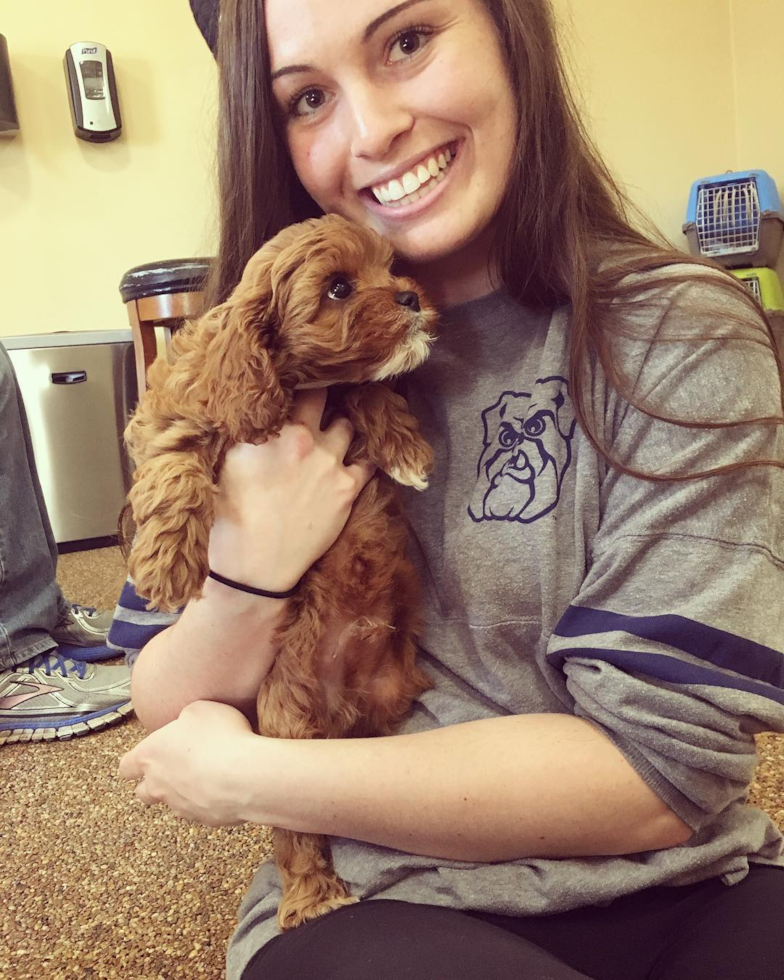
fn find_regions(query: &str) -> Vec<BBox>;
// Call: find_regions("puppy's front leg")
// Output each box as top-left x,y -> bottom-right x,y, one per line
341,383 -> 433,491
127,451 -> 216,611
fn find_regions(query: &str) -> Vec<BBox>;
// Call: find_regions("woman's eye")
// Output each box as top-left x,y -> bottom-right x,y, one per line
289,88 -> 326,118
327,277 -> 353,301
388,27 -> 432,64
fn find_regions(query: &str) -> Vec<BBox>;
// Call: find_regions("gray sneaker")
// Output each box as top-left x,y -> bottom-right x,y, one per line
52,603 -> 114,647
0,651 -> 133,745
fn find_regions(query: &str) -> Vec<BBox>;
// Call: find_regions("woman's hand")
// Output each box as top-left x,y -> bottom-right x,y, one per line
208,388 -> 375,592
118,701 -> 258,826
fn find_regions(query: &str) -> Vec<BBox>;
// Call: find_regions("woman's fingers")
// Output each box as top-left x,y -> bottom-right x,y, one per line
321,414 -> 356,457
345,459 -> 377,493
288,387 -> 328,429
280,386 -> 373,489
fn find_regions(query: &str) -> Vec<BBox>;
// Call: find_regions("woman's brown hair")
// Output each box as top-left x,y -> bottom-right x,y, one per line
205,0 -> 784,483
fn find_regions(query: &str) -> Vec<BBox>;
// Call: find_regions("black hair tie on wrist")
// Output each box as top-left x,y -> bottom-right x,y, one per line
207,569 -> 300,599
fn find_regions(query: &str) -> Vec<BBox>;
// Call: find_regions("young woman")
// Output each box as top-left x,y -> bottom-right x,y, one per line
116,1 -> 784,977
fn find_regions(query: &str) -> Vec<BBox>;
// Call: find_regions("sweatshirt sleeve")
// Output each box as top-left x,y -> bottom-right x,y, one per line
107,579 -> 181,669
546,270 -> 784,833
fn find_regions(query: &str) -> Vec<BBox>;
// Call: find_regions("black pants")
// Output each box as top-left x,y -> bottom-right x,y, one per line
241,865 -> 784,980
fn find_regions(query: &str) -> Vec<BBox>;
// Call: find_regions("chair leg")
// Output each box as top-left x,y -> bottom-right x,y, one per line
126,301 -> 157,397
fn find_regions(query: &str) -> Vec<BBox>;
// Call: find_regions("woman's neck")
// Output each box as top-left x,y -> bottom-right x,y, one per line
407,225 -> 500,309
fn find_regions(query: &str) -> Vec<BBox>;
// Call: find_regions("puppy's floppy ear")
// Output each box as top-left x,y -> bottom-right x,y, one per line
194,220 -> 326,441
199,249 -> 292,442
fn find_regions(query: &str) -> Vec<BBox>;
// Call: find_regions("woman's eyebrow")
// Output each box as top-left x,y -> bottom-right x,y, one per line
270,0 -> 433,83
362,0 -> 433,42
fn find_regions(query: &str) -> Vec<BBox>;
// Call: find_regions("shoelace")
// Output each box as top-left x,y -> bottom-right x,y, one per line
71,603 -> 98,618
26,653 -> 88,679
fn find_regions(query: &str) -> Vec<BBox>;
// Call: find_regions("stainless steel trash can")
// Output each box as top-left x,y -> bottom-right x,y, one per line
4,330 -> 137,546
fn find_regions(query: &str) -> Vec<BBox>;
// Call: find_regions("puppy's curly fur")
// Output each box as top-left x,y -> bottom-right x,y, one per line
125,215 -> 437,931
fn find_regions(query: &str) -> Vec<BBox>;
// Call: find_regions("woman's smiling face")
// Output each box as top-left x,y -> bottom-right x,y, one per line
266,0 -> 518,274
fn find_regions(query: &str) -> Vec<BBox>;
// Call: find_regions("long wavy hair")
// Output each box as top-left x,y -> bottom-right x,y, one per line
203,0 -> 784,483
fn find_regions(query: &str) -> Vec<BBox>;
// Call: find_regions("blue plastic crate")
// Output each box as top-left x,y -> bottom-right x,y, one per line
683,169 -> 784,268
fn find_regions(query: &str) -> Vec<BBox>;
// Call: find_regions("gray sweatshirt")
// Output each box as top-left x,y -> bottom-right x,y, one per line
108,265 -> 784,979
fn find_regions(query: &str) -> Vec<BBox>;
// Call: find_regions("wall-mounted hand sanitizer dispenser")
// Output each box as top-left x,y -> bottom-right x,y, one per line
64,42 -> 122,143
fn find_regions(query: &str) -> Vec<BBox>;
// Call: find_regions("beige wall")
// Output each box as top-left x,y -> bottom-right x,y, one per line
555,0 -> 737,244
556,0 -> 784,281
730,0 -> 784,283
1,1 -> 218,337
2,0 -> 783,338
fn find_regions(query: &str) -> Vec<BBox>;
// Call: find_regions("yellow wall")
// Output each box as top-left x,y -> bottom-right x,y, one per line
2,0 -> 783,338
0,1 -> 218,337
730,0 -> 784,283
556,0 -> 784,280
555,0 -> 737,244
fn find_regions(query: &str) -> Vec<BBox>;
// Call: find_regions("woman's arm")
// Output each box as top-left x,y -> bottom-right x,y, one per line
129,580 -> 287,732
237,713 -> 693,861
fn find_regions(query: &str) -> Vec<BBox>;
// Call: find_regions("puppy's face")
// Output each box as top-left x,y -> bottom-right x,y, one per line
237,215 -> 437,387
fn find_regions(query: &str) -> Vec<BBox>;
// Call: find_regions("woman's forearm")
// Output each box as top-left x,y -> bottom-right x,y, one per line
242,713 -> 693,861
130,575 -> 287,732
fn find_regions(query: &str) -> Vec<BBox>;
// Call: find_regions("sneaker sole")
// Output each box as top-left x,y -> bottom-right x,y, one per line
0,701 -> 134,746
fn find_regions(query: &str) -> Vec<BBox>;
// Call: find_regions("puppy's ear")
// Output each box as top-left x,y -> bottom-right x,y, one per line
195,224 -> 320,440
200,290 -> 291,444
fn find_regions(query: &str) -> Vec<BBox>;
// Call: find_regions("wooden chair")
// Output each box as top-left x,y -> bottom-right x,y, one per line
119,258 -> 212,397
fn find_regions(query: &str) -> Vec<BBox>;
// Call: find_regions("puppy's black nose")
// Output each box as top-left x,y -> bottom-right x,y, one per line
395,290 -> 420,313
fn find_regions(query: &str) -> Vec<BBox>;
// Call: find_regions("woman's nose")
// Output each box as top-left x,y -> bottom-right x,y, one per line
348,84 -> 414,160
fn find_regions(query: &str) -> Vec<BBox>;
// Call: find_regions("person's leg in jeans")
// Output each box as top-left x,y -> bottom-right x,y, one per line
0,342 -> 65,668
241,899 -> 593,980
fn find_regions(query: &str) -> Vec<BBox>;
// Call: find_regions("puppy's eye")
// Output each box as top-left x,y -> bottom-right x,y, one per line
327,276 -> 353,301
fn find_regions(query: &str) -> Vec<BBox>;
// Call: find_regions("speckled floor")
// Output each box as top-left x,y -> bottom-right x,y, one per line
1,547 -> 273,980
1,546 -> 782,979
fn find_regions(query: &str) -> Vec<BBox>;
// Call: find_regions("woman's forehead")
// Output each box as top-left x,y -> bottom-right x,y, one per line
266,0 -> 440,69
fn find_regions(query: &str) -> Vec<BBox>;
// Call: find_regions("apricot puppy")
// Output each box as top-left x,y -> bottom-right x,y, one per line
125,214 -> 437,930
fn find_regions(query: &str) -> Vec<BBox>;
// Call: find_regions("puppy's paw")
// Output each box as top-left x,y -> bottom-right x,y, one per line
388,464 -> 429,491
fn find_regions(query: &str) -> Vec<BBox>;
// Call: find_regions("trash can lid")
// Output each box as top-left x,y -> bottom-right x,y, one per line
119,258 -> 212,303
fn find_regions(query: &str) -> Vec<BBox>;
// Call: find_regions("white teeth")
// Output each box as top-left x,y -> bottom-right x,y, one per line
370,144 -> 456,209
387,179 -> 404,201
401,171 -> 419,195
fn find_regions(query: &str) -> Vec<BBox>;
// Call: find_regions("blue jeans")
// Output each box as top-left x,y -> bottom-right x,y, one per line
0,341 -> 69,668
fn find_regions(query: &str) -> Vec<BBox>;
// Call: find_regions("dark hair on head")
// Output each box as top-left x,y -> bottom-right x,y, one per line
204,0 -> 783,483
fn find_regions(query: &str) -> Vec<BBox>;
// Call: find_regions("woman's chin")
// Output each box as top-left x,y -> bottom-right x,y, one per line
380,224 -> 478,269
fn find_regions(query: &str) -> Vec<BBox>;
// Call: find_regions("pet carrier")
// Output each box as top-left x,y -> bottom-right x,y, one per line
683,170 -> 784,268
732,268 -> 784,312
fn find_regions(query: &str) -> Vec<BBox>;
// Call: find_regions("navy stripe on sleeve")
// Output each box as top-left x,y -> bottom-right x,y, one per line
116,579 -> 156,613
549,606 -> 784,699
108,618 -> 171,652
